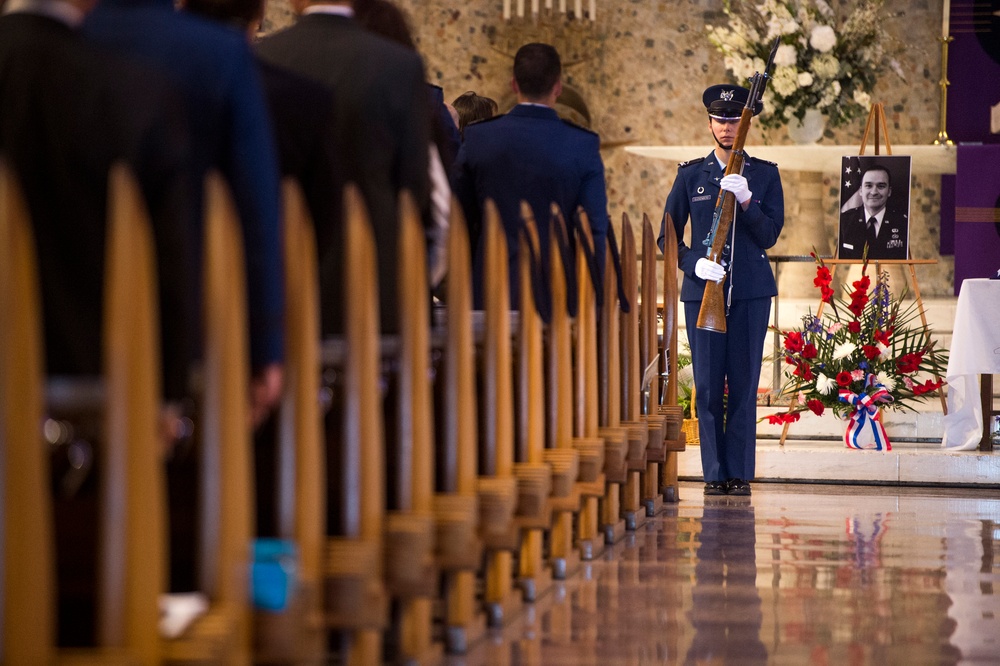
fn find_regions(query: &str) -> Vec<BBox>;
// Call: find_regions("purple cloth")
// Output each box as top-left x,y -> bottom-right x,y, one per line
954,145 -> 1000,294
945,0 -> 1000,144
940,175 -> 955,256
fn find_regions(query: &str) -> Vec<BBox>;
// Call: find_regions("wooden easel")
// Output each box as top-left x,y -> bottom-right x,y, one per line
778,104 -> 948,445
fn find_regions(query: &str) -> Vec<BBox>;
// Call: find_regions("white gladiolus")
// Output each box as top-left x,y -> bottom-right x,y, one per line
797,71 -> 815,87
774,43 -> 798,67
833,341 -> 857,360
817,374 -> 837,395
877,342 -> 890,357
853,89 -> 871,107
809,25 -> 837,52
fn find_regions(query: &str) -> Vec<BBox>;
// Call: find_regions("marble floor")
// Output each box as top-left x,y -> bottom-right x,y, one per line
446,482 -> 1000,665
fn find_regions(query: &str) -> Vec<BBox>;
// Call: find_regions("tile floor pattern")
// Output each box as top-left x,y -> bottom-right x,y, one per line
447,482 -> 1000,665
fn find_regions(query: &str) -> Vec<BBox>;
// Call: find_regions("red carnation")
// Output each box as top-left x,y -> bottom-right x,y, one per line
801,343 -> 817,359
848,321 -> 861,334
837,371 -> 853,387
862,345 -> 881,360
807,399 -> 825,416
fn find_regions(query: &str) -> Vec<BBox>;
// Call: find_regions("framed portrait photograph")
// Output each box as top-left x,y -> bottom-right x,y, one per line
838,155 -> 912,260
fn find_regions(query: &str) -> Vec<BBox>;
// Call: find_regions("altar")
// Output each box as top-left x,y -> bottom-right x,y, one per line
942,279 -> 1000,451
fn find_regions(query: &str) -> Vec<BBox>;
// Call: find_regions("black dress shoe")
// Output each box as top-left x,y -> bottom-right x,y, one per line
704,481 -> 728,496
727,479 -> 751,496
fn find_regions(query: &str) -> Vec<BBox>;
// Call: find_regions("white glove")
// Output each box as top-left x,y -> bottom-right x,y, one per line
695,258 -> 726,282
720,174 -> 752,204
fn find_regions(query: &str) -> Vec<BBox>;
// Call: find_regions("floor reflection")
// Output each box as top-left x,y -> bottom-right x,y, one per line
451,483 -> 1000,665
687,497 -> 766,665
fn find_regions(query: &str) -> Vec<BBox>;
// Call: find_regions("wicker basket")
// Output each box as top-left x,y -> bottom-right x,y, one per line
682,385 -> 699,445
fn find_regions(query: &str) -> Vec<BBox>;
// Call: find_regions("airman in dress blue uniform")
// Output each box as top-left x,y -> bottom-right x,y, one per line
451,43 -> 609,315
657,84 -> 785,496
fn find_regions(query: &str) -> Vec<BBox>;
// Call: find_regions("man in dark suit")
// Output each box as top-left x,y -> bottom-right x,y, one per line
1,0 -> 198,644
450,42 -> 609,313
657,84 -> 784,497
0,0 -> 195,406
84,0 -> 286,422
839,163 -> 908,260
256,0 -> 431,334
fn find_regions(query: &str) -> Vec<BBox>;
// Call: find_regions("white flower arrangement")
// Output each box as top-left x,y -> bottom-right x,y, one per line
707,0 -> 902,129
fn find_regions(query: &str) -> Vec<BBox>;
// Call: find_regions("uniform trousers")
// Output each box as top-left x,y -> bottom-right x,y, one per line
684,296 -> 771,482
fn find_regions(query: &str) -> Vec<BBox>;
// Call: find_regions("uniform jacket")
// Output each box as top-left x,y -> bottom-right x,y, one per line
451,104 -> 609,314
257,13 -> 431,334
838,206 -> 908,260
84,0 -> 284,369
657,152 -> 783,302
0,11 -> 195,400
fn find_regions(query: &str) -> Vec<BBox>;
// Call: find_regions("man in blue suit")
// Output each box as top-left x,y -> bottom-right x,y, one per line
83,0 -> 285,594
451,42 -> 609,314
657,84 -> 784,496
84,0 -> 285,425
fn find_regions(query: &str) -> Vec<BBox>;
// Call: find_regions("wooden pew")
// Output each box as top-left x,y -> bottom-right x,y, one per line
323,185 -> 389,666
658,213 -> 686,503
597,225 -> 628,545
514,203 -> 553,603
435,198 -> 489,652
2,161 -> 170,663
385,191 -> 439,664
545,208 -> 582,581
572,209 -> 606,561
165,171 -> 254,664
1,158 -> 55,663
640,214 -> 669,517
478,199 -> 522,626
254,178 -> 326,663
618,214 -> 648,531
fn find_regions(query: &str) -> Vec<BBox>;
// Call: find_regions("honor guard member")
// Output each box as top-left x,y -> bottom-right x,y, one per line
657,84 -> 784,496
451,42 -> 609,315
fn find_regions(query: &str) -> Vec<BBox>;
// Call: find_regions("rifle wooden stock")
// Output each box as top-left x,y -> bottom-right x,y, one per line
695,105 -> 753,334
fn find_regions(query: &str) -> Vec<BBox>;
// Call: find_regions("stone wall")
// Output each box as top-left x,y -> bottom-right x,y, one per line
262,0 -> 952,298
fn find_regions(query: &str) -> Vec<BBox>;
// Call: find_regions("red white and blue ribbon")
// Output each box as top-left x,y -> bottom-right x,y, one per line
839,376 -> 894,451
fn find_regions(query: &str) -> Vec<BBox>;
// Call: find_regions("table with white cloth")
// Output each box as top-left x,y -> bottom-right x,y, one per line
942,279 -> 1000,451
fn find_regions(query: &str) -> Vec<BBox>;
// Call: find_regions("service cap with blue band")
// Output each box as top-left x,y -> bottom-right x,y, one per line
703,84 -> 763,119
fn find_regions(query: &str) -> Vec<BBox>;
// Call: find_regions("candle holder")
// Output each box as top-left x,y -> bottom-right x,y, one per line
933,34 -> 954,146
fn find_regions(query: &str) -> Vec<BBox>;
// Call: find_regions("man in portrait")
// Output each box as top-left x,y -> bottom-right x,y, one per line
839,157 -> 910,260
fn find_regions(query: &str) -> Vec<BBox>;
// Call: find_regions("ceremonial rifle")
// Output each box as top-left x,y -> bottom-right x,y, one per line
696,36 -> 780,333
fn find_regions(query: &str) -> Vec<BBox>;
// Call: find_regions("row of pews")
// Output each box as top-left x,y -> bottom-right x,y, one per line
0,157 -> 688,664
